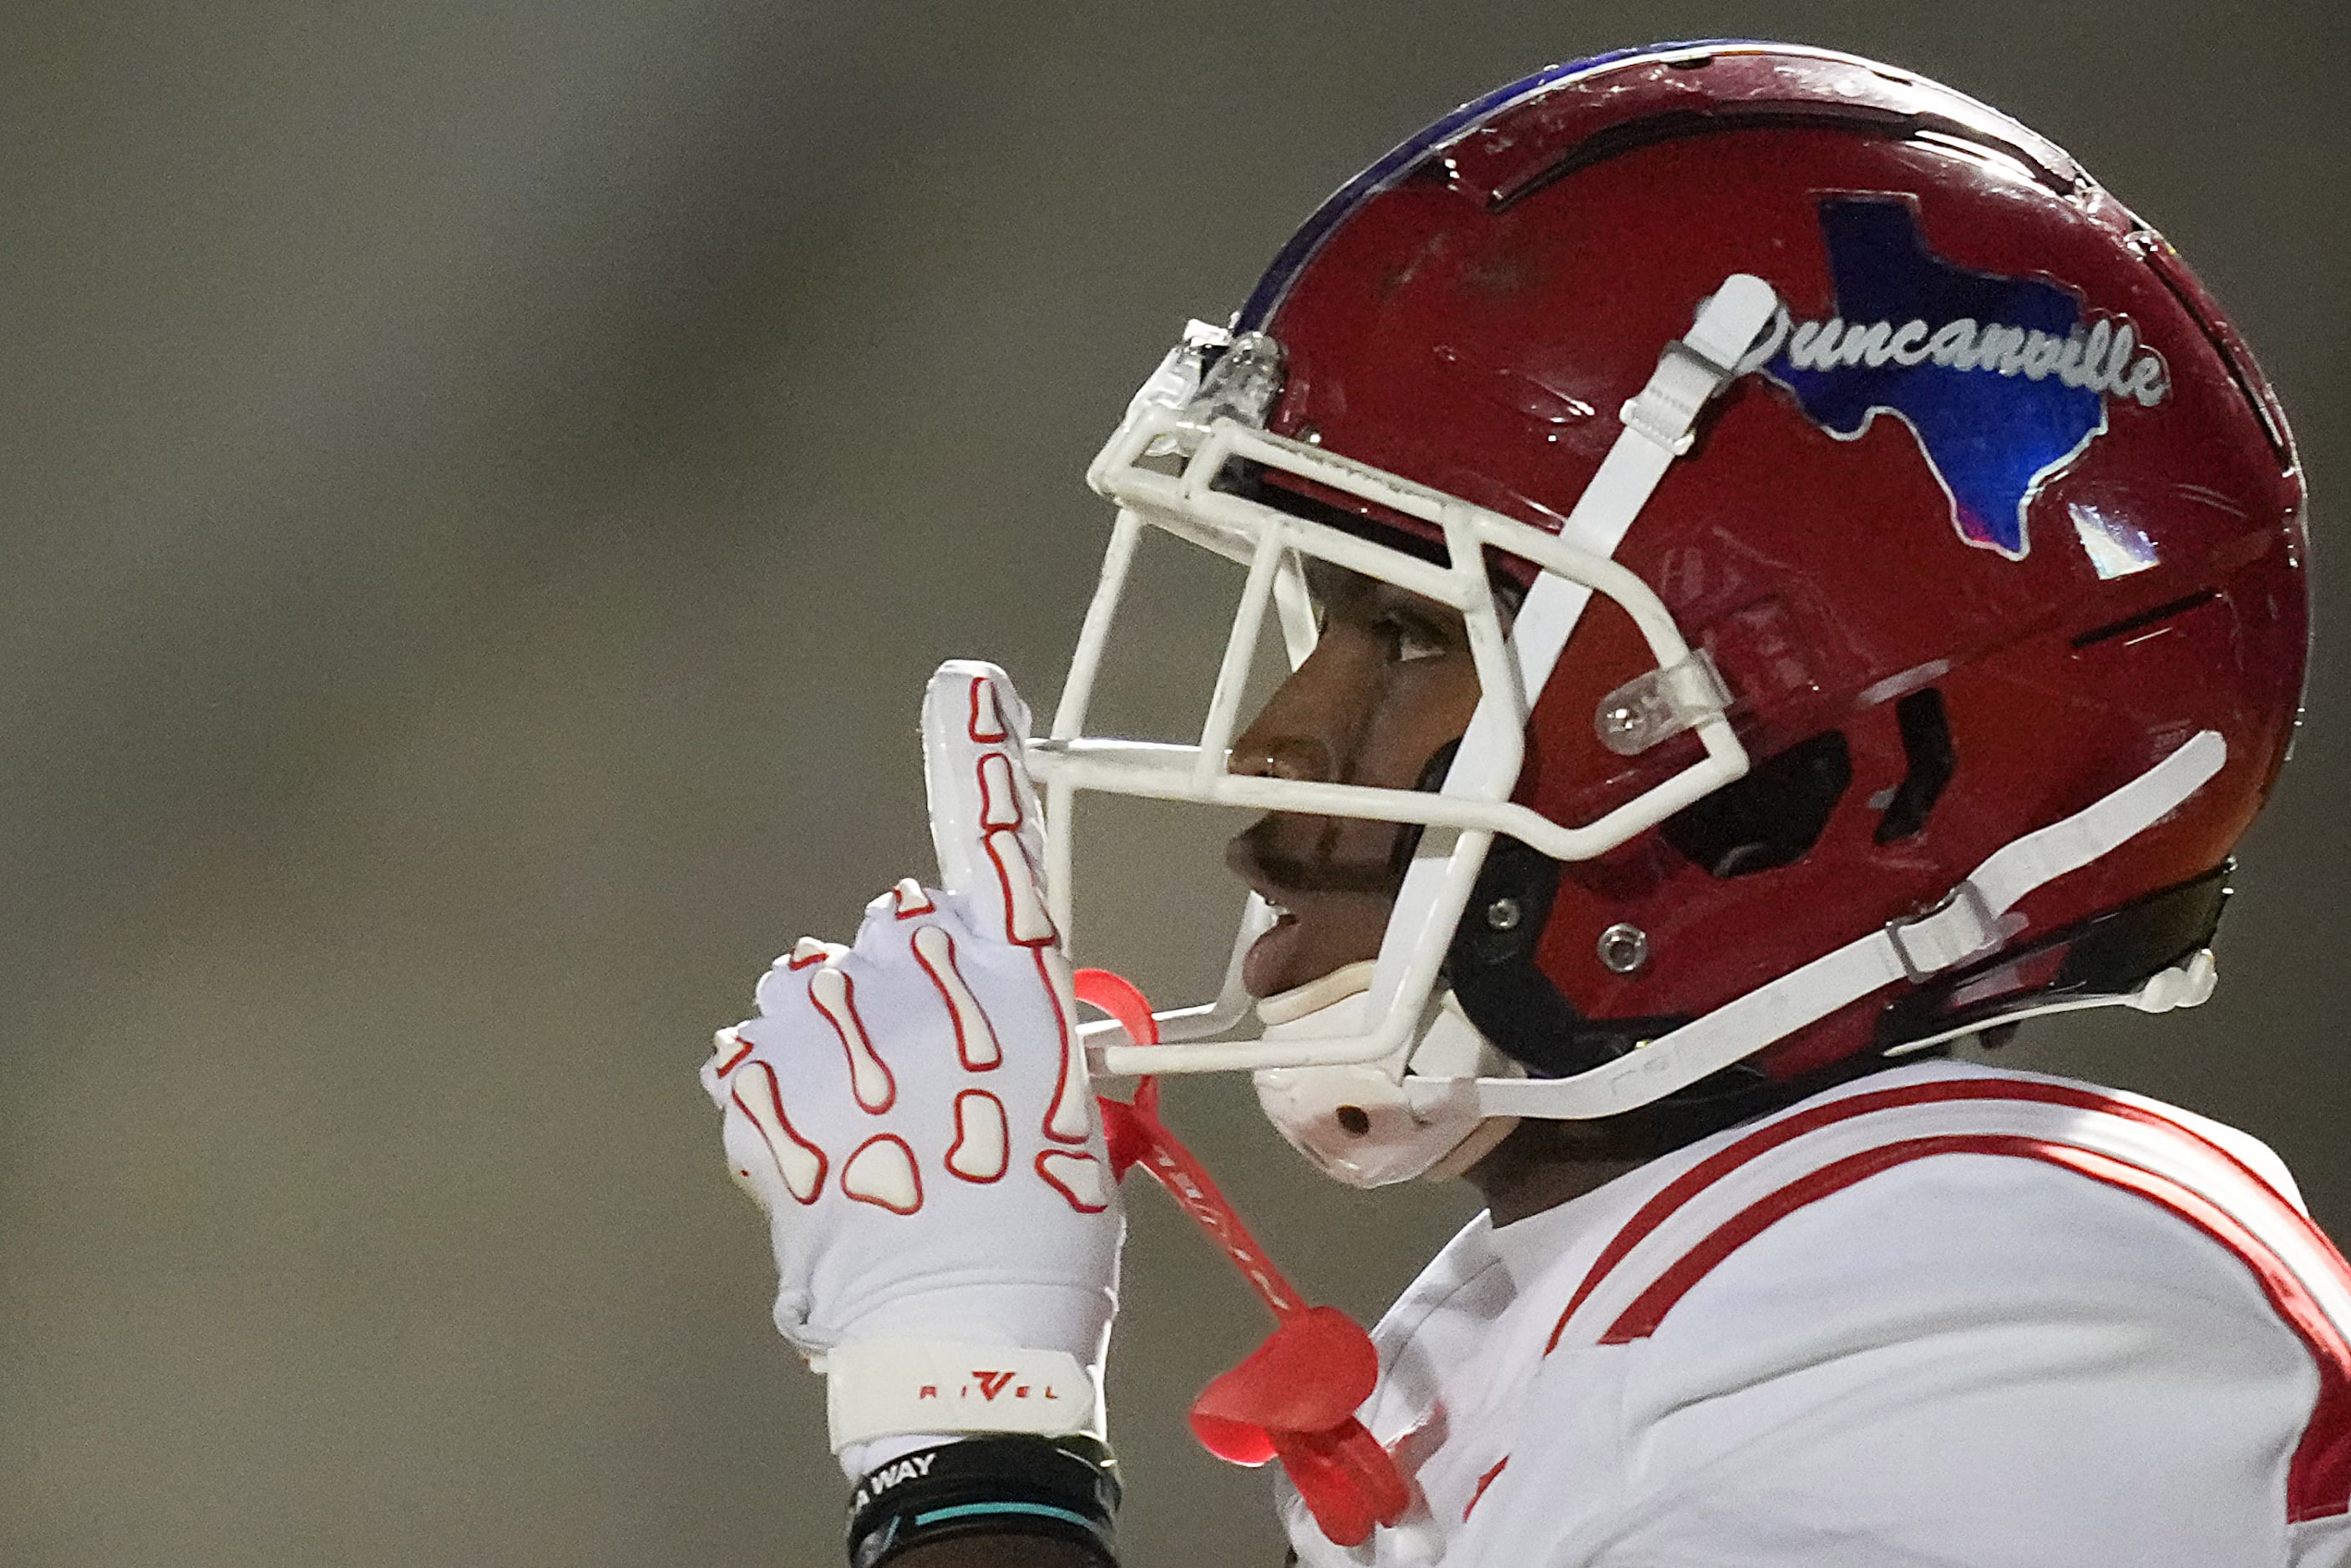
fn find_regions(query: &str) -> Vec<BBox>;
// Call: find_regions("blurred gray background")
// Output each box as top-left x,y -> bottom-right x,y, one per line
1,2 -> 2343,1563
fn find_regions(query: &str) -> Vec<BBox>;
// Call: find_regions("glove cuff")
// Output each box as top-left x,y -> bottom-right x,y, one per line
824,1338 -> 1101,1453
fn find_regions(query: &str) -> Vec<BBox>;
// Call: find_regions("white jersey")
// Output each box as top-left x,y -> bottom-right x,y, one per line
1276,1061 -> 2351,1567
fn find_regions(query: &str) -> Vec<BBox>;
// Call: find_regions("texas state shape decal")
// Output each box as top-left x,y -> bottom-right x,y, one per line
1759,195 -> 2170,559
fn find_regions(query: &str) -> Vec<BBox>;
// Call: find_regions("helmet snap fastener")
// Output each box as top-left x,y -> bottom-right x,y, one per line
1597,923 -> 1650,974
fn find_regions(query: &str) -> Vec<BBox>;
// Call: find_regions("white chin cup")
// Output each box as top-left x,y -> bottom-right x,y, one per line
1251,966 -> 1523,1188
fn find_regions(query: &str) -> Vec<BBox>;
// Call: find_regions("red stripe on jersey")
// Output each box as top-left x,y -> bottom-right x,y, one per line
1591,1132 -> 2351,1523
1544,1078 -> 2288,1355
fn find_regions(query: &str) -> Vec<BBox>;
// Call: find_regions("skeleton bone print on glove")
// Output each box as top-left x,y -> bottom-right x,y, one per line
701,664 -> 1121,1385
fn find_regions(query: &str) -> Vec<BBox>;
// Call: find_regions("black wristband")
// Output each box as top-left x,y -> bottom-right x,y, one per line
847,1435 -> 1120,1568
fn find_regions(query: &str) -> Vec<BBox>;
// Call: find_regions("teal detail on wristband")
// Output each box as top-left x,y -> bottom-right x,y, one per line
912,1501 -> 1102,1532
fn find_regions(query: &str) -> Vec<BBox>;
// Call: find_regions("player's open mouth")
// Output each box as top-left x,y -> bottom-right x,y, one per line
1227,823 -> 1402,999
1241,903 -> 1302,999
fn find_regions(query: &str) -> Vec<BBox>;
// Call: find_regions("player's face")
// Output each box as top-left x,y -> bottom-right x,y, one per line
1226,560 -> 1487,997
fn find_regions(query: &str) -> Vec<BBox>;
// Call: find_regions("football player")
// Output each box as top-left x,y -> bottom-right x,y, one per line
702,43 -> 2346,1568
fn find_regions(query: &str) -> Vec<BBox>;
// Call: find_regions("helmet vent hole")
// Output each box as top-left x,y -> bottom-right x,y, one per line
1660,730 -> 1852,878
1335,1105 -> 1373,1136
1873,688 -> 1958,845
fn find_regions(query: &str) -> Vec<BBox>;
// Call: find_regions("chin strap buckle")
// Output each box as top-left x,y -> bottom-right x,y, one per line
1884,878 -> 2009,983
1618,275 -> 1781,455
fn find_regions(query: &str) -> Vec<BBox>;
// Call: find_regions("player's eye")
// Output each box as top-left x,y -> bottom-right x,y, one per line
1376,614 -> 1451,664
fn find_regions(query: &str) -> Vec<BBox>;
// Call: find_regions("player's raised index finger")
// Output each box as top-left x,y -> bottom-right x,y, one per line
920,660 -> 1056,948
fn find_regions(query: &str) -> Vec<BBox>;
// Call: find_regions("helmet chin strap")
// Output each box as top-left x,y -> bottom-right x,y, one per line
1420,727 -> 2230,1125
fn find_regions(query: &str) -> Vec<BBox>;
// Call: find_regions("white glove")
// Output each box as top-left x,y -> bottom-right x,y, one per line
702,661 -> 1122,1459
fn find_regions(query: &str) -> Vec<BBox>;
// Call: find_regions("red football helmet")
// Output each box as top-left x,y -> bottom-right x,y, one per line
1028,42 -> 2308,1185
